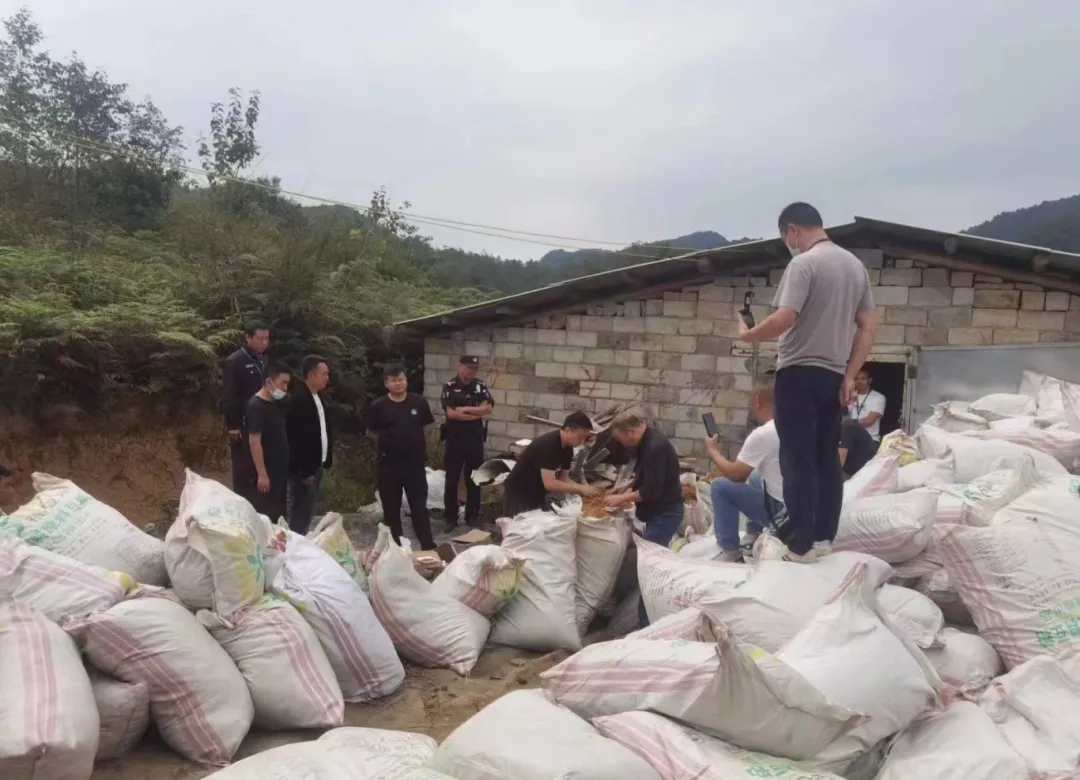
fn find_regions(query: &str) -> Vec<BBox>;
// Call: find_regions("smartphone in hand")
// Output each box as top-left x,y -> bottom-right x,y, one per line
739,291 -> 755,328
702,412 -> 719,438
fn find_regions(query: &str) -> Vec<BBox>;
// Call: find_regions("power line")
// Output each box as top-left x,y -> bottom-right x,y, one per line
0,113 -> 707,259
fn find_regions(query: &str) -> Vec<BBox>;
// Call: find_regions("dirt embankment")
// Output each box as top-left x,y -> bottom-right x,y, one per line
0,407 -> 229,528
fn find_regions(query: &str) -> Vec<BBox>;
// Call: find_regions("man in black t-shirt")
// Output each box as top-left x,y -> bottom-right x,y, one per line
839,418 -> 877,478
502,411 -> 601,517
245,363 -> 292,521
365,363 -> 437,550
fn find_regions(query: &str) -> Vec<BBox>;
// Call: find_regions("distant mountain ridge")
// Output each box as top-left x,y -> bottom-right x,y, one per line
964,193 -> 1080,254
538,230 -> 730,268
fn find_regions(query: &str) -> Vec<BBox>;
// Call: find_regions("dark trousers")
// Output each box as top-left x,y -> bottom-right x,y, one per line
287,468 -> 323,536
638,506 -> 685,628
773,365 -> 845,556
443,435 -> 483,525
249,472 -> 288,524
378,458 -> 436,551
230,440 -> 249,496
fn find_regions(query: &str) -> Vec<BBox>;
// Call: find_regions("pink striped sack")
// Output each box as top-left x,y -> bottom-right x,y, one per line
932,457 -> 1040,527
960,427 -> 1080,470
269,528 -> 404,702
429,544 -> 524,618
627,607 -> 716,642
937,474 -> 1080,669
369,534 -> 490,676
842,452 -> 901,504
0,604 -> 99,780
198,594 -> 343,730
0,534 -> 134,621
593,710 -> 844,780
540,629 -> 862,761
64,597 -> 252,766
834,489 -> 937,563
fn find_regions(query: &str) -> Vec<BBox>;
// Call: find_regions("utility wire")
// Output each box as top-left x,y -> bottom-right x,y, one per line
0,113 -> 707,259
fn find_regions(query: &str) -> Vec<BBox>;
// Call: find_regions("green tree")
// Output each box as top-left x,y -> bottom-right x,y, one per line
196,87 -> 261,185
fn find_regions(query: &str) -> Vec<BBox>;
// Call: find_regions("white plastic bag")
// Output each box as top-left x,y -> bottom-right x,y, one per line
594,710 -> 844,780
938,474 -> 1080,667
969,393 -> 1037,421
3,473 -> 165,584
198,594 -> 343,729
916,425 -> 1066,481
308,512 -> 368,590
897,458 -> 954,492
165,470 -> 268,614
835,489 -> 937,563
636,536 -> 749,623
573,509 -> 631,634
429,689 -> 663,780
842,452 -> 900,504
877,584 -> 944,649
64,597 -> 252,766
87,668 -> 150,761
541,631 -> 861,761
429,544 -> 524,617
778,564 -> 941,771
924,627 -> 1002,694
876,701 -> 1028,780
269,527 -> 405,702
368,530 -> 490,675
0,604 -> 99,780
0,534 -> 134,621
978,655 -> 1080,777
490,510 -> 581,652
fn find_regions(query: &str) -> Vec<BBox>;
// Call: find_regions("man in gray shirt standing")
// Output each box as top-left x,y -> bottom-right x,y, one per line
738,203 -> 878,561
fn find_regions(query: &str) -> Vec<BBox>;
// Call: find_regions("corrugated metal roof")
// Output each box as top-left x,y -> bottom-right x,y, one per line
394,216 -> 1080,335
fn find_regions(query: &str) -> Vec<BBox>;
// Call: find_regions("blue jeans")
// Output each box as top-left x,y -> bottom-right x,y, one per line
711,472 -> 770,552
638,506 -> 685,628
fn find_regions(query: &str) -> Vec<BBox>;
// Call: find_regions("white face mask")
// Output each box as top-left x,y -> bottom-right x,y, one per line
786,242 -> 801,258
270,388 -> 287,401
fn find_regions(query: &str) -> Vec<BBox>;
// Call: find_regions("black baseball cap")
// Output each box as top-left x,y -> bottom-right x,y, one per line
459,355 -> 479,366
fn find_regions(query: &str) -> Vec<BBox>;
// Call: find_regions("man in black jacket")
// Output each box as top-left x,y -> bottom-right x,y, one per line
222,322 -> 270,497
286,355 -> 333,534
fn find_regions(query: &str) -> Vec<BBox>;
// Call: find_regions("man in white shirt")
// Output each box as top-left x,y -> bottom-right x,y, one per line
286,355 -> 333,534
847,367 -> 887,440
704,382 -> 785,562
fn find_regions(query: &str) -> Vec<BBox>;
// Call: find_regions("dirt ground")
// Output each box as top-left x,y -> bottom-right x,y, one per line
90,648 -> 565,780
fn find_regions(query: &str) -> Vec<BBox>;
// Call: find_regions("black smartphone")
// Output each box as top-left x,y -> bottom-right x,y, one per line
740,291 -> 755,328
702,412 -> 719,438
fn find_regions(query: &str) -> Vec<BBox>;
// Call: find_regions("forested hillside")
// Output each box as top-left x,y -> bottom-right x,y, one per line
965,194 -> 1080,254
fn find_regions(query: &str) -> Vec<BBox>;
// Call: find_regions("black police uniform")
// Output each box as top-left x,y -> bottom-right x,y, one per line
221,345 -> 267,497
441,358 -> 494,526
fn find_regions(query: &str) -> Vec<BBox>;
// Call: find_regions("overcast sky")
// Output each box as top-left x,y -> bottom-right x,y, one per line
19,0 -> 1080,259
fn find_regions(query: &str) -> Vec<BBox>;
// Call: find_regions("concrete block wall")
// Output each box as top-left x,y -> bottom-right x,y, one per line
423,252 -> 1080,460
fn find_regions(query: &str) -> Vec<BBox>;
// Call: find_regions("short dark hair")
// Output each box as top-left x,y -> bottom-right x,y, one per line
245,321 -> 269,337
302,355 -> 328,378
383,362 -> 407,380
778,202 -> 823,232
0,465 -> 11,479
265,362 -> 290,380
562,411 -> 593,431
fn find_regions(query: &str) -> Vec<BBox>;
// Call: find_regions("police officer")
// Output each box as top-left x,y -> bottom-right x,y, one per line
221,321 -> 270,498
441,355 -> 494,528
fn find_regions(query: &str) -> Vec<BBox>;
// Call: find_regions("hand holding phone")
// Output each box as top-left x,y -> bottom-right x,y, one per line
739,291 -> 755,328
702,412 -> 719,438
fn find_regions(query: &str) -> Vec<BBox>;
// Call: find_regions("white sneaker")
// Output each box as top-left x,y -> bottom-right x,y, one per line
812,540 -> 833,559
782,548 -> 818,564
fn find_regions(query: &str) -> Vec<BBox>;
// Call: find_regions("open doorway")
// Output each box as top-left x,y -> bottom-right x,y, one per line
861,361 -> 906,438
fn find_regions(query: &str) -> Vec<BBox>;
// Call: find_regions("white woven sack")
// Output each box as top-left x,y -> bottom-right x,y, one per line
64,597 -> 252,766
3,473 -> 165,584
0,534 -> 134,621
676,535 -> 725,561
694,478 -> 714,528
924,627 -> 1002,694
593,710 -> 844,780
916,425 -> 1066,481
1063,380 -> 1080,432
429,689 -> 663,780
925,402 -> 989,433
541,630 -> 862,761
835,489 -> 937,563
636,536 -> 749,623
198,594 -> 343,729
165,470 -> 268,615
490,510 -> 581,652
700,551 -> 893,652
778,564 -> 941,772
877,584 -> 944,649
896,458 -> 954,492
87,668 -> 149,761
932,457 -> 1040,527
308,512 -> 368,591
429,544 -> 524,617
269,527 -> 404,702
961,426 -> 1080,469
842,452 -> 900,504
571,505 -> 631,634
989,416 -> 1037,431
202,741 -> 453,780
915,568 -> 974,626
0,604 -> 99,780
369,531 -> 490,676
978,655 -> 1080,777
627,606 -> 716,642
318,726 -> 436,762
938,474 -> 1080,668
1020,370 -> 1080,426
969,393 -> 1037,421
876,701 -> 1028,780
